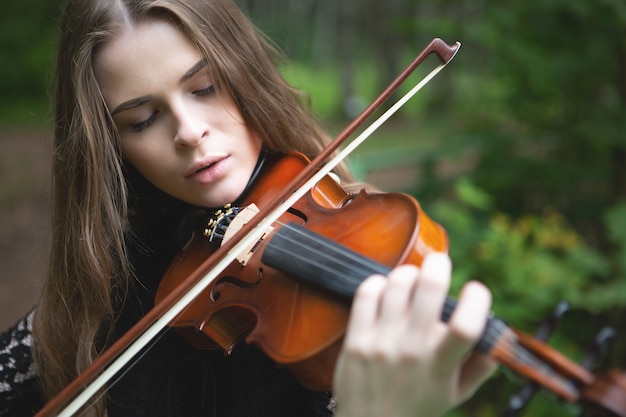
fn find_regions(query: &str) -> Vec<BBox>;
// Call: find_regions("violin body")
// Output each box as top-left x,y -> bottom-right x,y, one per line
155,152 -> 448,390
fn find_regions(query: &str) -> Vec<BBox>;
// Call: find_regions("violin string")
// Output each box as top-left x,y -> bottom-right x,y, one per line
274,223 -> 392,279
489,332 -> 577,397
267,222 -> 575,393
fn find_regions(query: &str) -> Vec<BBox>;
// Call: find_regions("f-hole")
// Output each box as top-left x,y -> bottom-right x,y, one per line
287,207 -> 308,222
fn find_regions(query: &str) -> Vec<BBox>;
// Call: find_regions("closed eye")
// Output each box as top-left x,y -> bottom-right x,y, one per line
130,111 -> 158,133
194,85 -> 216,97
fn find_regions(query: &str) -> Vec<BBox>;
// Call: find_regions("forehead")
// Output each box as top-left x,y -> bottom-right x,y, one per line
93,19 -> 203,107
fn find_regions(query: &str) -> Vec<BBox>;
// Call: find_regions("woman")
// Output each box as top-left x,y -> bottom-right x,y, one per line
0,0 -> 495,416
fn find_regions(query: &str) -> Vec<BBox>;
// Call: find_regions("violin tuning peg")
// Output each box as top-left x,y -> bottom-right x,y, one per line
502,383 -> 540,417
534,300 -> 570,341
552,300 -> 571,320
595,326 -> 617,348
581,326 -> 617,370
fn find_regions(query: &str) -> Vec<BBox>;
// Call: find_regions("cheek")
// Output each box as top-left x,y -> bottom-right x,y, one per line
120,137 -> 165,180
121,141 -> 146,170
247,134 -> 263,159
120,123 -> 171,162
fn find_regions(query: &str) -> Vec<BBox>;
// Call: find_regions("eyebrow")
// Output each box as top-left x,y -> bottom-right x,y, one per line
180,59 -> 208,83
110,59 -> 209,116
111,96 -> 151,116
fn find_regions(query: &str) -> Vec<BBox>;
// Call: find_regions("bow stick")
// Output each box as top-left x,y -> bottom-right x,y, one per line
35,38 -> 460,417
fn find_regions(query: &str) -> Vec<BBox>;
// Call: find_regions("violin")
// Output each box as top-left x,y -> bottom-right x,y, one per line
156,150 -> 446,390
35,38 -> 626,417
154,151 -> 601,401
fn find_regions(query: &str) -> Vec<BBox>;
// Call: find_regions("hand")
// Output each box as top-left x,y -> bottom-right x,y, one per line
333,253 -> 496,417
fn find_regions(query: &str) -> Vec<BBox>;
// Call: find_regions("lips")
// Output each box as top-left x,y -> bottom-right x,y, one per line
185,155 -> 229,183
195,161 -> 217,173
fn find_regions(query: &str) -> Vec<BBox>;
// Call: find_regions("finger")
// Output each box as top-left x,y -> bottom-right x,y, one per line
441,281 -> 492,363
344,274 -> 387,349
458,351 -> 498,401
373,265 -> 421,355
409,252 -> 452,332
378,264 -> 420,321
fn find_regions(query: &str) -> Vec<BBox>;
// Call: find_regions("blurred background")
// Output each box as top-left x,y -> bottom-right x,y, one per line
1,0 -> 625,415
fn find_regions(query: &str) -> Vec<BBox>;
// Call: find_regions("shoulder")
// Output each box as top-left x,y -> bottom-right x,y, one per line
0,308 -> 44,415
1,308 -> 37,386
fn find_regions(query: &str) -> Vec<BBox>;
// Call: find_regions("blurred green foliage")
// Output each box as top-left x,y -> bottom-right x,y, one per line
430,179 -> 625,415
1,0 -> 625,415
0,1 -> 63,124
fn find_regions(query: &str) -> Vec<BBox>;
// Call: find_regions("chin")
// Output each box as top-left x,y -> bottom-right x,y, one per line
197,192 -> 242,209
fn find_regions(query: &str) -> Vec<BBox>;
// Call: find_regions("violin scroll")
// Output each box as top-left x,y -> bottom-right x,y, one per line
502,303 -> 626,417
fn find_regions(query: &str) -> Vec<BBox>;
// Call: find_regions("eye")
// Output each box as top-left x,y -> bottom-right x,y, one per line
194,85 -> 216,96
130,111 -> 158,133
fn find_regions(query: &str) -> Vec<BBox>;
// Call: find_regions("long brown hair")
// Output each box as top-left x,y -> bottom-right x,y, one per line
33,0 -> 353,414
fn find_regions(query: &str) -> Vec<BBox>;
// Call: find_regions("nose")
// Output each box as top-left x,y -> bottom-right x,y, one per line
173,102 -> 208,147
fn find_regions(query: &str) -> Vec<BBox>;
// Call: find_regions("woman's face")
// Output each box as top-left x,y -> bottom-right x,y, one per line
94,19 -> 262,208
